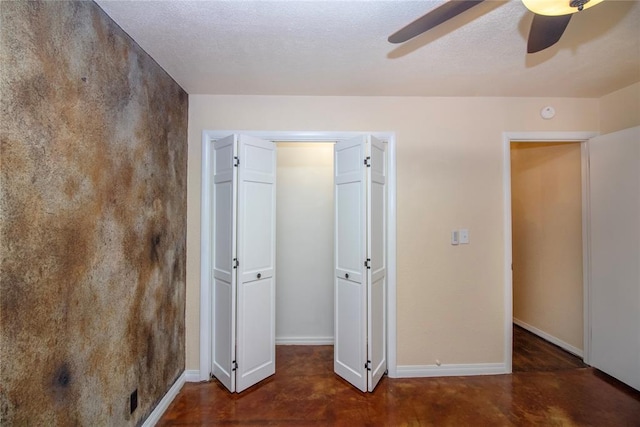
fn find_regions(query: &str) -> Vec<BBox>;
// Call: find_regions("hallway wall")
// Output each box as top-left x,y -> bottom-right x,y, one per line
511,142 -> 584,353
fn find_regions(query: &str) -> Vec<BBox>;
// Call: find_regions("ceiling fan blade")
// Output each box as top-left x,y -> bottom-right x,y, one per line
388,0 -> 485,44
527,13 -> 572,53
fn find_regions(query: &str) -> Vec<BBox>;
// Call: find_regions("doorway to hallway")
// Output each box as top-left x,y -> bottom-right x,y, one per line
510,141 -> 585,369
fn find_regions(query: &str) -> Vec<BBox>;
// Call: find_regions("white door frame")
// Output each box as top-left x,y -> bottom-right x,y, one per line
503,131 -> 598,373
200,130 -> 397,381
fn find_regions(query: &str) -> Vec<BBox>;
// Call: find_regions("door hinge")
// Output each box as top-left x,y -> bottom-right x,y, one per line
364,258 -> 371,269
365,360 -> 372,371
233,258 -> 239,269
234,156 -> 240,167
364,156 -> 371,167
232,360 -> 238,371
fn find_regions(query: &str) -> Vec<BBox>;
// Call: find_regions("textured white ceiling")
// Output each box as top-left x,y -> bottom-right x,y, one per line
95,0 -> 640,97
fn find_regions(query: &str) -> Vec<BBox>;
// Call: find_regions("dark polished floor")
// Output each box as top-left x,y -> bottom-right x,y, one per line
512,324 -> 586,372
159,332 -> 640,426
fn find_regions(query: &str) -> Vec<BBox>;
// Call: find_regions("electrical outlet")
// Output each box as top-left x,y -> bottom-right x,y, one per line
130,389 -> 138,414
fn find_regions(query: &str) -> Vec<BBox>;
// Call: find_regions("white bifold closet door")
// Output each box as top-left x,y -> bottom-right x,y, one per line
211,134 -> 276,393
588,126 -> 639,391
334,135 -> 387,392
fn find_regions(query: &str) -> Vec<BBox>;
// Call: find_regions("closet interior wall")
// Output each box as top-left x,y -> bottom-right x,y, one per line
275,143 -> 335,344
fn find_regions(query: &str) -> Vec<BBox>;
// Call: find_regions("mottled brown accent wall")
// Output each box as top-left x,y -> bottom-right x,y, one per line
0,1 -> 188,425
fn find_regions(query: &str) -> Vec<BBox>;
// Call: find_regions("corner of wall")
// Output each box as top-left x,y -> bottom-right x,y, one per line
599,82 -> 640,134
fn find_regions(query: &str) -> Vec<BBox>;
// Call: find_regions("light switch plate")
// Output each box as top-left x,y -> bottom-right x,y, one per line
451,230 -> 459,245
460,228 -> 469,244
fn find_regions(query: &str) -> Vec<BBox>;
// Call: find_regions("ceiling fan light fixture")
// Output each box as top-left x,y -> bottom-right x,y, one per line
522,0 -> 604,16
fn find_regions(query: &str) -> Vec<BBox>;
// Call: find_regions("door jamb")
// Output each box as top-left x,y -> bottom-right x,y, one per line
502,131 -> 598,373
200,130 -> 397,381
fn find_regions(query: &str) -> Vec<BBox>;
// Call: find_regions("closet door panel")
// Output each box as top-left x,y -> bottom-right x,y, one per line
236,135 -> 277,392
367,136 -> 387,391
211,135 -> 238,392
334,136 -> 367,392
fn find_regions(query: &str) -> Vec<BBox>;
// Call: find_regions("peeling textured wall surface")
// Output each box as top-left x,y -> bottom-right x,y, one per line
0,1 -> 188,425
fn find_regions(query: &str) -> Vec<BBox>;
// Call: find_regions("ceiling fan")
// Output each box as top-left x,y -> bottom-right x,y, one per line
388,0 -> 605,53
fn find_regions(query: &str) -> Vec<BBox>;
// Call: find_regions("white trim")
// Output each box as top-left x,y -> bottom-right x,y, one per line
580,142 -> 592,366
200,130 -> 398,381
141,372 -> 185,427
503,131 -> 598,142
184,369 -> 202,383
503,136 -> 513,374
503,131 -> 598,374
387,133 -> 397,378
276,336 -> 334,345
513,318 -> 584,358
199,133 -> 213,381
396,363 -> 506,378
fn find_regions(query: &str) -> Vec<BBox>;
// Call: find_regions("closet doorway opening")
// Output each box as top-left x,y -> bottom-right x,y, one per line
199,130 -> 397,390
275,142 -> 334,346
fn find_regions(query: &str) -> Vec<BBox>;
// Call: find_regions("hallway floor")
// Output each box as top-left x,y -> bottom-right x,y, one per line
512,324 -> 586,372
159,342 -> 640,426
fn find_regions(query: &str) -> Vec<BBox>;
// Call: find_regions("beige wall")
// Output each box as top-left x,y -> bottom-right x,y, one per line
185,95 -> 600,370
511,142 -> 583,351
599,82 -> 640,134
275,143 -> 334,342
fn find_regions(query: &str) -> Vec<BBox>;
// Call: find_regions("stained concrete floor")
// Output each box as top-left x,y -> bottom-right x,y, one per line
512,324 -> 587,372
159,337 -> 640,426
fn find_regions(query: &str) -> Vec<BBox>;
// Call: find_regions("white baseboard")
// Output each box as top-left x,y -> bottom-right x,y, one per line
184,369 -> 202,383
513,318 -> 583,358
396,363 -> 507,378
142,372 -> 185,427
275,336 -> 334,345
